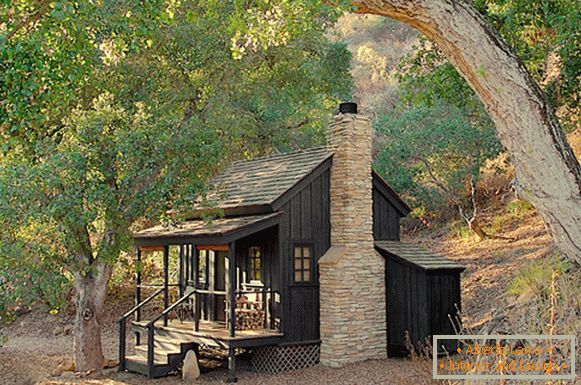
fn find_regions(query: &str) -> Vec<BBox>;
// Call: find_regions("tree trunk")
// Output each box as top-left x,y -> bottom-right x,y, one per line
72,262 -> 113,372
352,0 -> 581,264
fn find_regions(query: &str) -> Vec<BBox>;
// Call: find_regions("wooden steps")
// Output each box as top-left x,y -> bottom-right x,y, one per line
121,323 -> 198,378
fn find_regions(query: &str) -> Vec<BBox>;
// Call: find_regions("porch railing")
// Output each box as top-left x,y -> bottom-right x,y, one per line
145,289 -> 198,377
118,287 -> 164,371
119,285 -> 279,376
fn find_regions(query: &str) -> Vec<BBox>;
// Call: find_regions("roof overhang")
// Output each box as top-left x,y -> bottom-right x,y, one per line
375,240 -> 465,272
133,212 -> 282,247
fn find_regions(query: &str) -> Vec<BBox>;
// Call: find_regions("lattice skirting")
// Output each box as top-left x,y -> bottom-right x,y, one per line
252,343 -> 320,373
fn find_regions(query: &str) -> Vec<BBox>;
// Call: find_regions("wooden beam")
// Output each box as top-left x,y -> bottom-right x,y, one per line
227,347 -> 237,383
163,245 -> 169,326
138,245 -> 164,252
228,241 -> 236,338
178,245 -> 184,297
196,244 -> 229,251
135,247 -> 142,346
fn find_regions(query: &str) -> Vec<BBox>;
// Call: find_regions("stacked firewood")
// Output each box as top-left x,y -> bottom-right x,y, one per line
235,308 -> 265,330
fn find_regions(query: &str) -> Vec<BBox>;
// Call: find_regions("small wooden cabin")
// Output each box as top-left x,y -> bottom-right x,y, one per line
118,104 -> 464,381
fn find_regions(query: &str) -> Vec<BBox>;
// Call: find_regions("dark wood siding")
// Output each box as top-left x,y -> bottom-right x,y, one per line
278,167 -> 331,342
382,251 -> 462,356
372,187 -> 401,241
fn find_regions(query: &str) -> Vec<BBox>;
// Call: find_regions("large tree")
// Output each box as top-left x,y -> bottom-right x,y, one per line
0,0 -> 350,371
351,0 -> 581,263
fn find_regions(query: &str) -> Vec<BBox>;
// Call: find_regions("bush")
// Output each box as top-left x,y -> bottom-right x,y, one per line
0,234 -> 71,324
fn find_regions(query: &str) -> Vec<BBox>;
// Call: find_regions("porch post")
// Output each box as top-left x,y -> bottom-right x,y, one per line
135,246 -> 142,345
192,245 -> 201,332
227,346 -> 237,383
163,244 -> 169,326
178,244 -> 184,297
228,241 -> 236,338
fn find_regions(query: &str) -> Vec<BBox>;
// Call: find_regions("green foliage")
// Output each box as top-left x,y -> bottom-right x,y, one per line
0,224 -> 71,323
0,0 -> 352,319
505,199 -> 534,216
374,101 -> 502,218
375,0 -> 578,224
450,220 -> 474,242
473,0 -> 580,130
508,254 -> 570,296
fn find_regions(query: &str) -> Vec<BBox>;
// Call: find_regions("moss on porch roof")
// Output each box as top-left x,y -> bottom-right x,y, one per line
133,213 -> 281,240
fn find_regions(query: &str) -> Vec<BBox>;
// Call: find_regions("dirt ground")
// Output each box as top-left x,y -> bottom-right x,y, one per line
0,309 -> 434,385
0,205 -> 562,385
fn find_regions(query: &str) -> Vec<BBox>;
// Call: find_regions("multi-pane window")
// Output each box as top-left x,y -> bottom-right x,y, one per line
293,244 -> 312,283
249,246 -> 261,281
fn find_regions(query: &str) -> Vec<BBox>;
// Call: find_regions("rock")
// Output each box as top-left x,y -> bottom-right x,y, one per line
51,359 -> 75,377
60,371 -> 76,380
52,325 -> 64,336
182,350 -> 200,381
115,371 -> 135,381
63,324 -> 74,335
104,358 -> 119,369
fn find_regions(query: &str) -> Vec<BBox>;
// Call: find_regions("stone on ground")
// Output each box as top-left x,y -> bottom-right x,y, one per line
182,350 -> 200,381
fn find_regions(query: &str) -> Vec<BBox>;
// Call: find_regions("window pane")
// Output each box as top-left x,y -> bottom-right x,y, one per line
303,271 -> 310,282
303,258 -> 310,270
294,246 -> 302,258
295,271 -> 302,282
294,258 -> 302,269
303,247 -> 310,258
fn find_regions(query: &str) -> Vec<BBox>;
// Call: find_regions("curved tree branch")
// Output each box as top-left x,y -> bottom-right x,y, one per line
352,0 -> 580,262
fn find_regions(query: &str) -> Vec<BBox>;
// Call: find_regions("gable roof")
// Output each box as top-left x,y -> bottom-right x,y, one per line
188,145 -> 410,218
375,240 -> 464,271
191,146 -> 333,217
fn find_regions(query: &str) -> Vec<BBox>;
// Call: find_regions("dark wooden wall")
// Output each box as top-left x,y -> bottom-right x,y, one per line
372,187 -> 401,241
385,257 -> 429,356
235,227 -> 280,325
384,255 -> 462,356
427,271 -> 462,353
278,167 -> 331,343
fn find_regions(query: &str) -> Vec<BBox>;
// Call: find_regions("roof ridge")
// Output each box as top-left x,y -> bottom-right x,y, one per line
229,145 -> 331,166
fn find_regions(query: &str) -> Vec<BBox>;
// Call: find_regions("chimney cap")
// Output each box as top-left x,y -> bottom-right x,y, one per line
339,102 -> 357,114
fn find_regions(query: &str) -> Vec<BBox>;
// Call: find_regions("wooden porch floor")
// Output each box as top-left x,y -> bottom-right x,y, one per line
133,319 -> 283,348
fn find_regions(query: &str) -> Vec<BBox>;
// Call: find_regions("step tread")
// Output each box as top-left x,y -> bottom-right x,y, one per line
135,344 -> 181,356
125,354 -> 168,366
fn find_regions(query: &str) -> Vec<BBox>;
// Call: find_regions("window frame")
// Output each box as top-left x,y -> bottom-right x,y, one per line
248,245 -> 262,281
292,242 -> 314,284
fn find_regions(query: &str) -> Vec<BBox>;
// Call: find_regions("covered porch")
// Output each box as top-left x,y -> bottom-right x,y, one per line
119,212 -> 283,381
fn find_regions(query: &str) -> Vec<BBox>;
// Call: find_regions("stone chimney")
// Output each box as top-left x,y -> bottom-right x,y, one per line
318,103 -> 387,367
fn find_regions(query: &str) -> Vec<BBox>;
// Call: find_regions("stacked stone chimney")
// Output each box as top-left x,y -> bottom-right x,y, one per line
318,104 -> 387,367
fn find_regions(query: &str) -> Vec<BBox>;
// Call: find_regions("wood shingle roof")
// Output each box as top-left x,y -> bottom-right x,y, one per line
198,146 -> 332,212
375,240 -> 464,271
133,213 -> 281,243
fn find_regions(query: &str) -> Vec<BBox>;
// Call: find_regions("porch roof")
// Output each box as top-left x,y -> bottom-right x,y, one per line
375,240 -> 464,271
133,212 -> 281,246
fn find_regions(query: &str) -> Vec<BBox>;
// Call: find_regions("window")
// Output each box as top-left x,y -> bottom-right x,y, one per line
293,244 -> 312,283
249,246 -> 261,281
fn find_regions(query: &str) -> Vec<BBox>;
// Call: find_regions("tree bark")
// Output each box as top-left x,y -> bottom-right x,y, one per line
72,262 -> 112,372
352,0 -> 581,263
